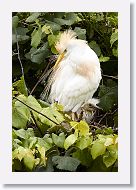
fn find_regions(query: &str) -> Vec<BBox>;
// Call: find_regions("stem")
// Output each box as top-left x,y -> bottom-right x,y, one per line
15,30 -> 24,77
30,110 -> 43,136
13,96 -> 59,125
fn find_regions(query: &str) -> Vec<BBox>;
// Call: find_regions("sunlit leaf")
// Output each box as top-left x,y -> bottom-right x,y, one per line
64,131 -> 78,150
91,140 -> 106,159
103,144 -> 118,167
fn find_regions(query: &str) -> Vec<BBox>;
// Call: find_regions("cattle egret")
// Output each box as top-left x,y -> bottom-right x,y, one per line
43,30 -> 102,112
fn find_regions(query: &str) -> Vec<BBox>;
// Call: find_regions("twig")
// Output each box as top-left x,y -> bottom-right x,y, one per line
13,96 -> 59,125
30,110 -> 43,136
15,30 -> 24,77
98,112 -> 108,125
30,63 -> 51,95
102,74 -> 118,80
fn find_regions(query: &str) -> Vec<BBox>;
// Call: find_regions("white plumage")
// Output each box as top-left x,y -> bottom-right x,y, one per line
48,30 -> 102,112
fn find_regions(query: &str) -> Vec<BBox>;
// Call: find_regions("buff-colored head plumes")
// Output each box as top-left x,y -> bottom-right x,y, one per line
55,30 -> 77,53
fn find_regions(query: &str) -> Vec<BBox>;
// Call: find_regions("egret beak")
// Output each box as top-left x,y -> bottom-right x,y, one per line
54,52 -> 65,69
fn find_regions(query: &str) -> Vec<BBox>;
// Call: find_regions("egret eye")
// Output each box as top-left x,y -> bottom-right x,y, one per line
64,49 -> 67,53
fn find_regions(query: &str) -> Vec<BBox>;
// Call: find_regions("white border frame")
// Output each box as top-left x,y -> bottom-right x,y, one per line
0,0 -> 130,184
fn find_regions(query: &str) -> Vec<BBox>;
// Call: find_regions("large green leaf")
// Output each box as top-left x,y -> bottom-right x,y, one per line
26,95 -> 42,118
91,140 -> 106,159
103,144 -> 118,167
72,149 -> 93,167
23,149 -> 35,170
98,85 -> 118,111
76,136 -> 92,150
12,95 -> 30,129
52,133 -> 65,148
13,76 -> 28,96
12,27 -> 30,44
78,121 -> 90,136
31,27 -> 42,48
26,12 -> 41,23
52,156 -> 80,171
64,131 -> 78,150
89,41 -> 101,57
14,129 -> 29,139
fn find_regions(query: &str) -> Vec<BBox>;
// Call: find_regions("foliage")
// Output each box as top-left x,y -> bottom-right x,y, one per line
12,12 -> 118,172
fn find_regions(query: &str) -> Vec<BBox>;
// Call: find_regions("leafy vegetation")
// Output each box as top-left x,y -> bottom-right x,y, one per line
12,12 -> 118,172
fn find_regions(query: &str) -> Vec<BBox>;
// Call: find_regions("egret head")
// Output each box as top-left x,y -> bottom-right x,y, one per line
54,30 -> 87,69
55,30 -> 77,54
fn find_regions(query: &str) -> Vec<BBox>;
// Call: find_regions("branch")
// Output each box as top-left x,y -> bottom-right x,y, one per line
15,30 -> 24,76
102,74 -> 118,80
13,96 -> 59,126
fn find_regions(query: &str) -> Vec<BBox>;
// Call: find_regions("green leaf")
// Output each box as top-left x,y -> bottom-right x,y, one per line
13,76 -> 28,96
13,146 -> 26,161
25,43 -> 51,64
72,149 -> 93,167
46,21 -> 61,32
26,12 -> 41,23
74,27 -> 86,40
52,156 -> 80,171
38,106 -> 64,127
78,121 -> 90,136
12,95 -> 31,129
27,95 -> 42,118
98,85 -> 118,111
31,27 -> 42,48
89,41 -> 101,57
12,27 -> 30,44
42,25 -> 52,34
112,47 -> 118,57
12,16 -> 19,29
64,132 -> 78,150
54,13 -> 77,26
14,129 -> 28,139
103,144 -> 118,167
37,146 -> 46,166
12,96 -> 30,129
110,29 -> 118,46
23,149 -> 35,170
52,133 -> 65,148
48,34 -> 59,47
36,138 -> 52,152
99,55 -> 110,62
76,136 -> 92,150
91,140 -> 106,159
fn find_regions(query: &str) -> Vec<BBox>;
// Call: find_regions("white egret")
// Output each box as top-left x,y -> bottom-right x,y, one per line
44,30 -> 102,113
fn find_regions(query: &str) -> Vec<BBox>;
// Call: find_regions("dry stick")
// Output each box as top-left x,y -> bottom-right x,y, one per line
98,112 -> 108,125
30,64 -> 51,95
13,96 -> 59,126
102,74 -> 118,80
15,30 -> 24,76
